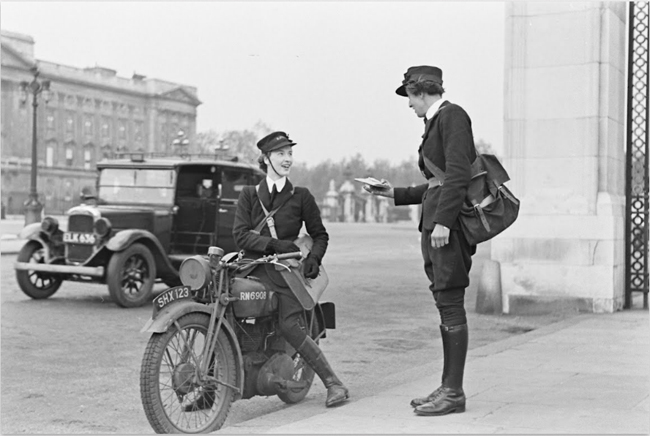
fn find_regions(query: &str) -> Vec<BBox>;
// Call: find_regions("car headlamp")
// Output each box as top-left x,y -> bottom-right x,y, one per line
41,216 -> 59,234
94,217 -> 112,237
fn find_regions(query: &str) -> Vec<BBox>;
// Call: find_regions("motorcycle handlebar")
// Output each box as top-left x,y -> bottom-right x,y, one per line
227,251 -> 303,271
274,251 -> 303,260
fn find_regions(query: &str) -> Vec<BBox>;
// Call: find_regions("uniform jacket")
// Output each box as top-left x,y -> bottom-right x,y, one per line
233,178 -> 329,264
394,101 -> 477,231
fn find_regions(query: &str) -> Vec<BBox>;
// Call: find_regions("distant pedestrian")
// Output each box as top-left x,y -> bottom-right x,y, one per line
365,65 -> 476,416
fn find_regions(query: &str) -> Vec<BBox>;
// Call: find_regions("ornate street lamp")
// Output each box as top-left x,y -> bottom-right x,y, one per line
214,138 -> 230,158
19,66 -> 51,225
172,129 -> 190,155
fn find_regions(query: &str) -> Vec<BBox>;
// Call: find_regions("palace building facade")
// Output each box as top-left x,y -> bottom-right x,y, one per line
1,30 -> 201,215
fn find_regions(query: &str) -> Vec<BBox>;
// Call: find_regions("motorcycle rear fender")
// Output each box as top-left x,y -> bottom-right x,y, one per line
141,299 -> 244,398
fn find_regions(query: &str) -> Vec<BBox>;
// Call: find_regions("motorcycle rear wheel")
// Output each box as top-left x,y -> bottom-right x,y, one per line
140,313 -> 237,434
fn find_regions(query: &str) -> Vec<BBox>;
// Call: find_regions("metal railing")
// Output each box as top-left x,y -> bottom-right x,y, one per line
625,0 -> 649,309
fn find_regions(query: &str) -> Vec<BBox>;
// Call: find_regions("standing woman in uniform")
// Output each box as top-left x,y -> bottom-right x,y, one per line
232,131 -> 349,408
366,66 -> 476,417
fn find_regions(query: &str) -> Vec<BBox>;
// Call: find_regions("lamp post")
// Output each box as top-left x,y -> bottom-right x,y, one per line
215,139 -> 230,158
172,129 -> 190,156
19,66 -> 51,225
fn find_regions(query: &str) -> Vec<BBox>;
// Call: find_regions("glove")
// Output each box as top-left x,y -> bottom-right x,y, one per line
268,239 -> 301,254
303,255 -> 320,279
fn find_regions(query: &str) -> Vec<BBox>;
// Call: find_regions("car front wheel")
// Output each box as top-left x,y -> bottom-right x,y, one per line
15,241 -> 62,299
107,243 -> 156,308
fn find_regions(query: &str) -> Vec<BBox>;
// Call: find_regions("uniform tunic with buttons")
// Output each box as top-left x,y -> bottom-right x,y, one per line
393,101 -> 477,293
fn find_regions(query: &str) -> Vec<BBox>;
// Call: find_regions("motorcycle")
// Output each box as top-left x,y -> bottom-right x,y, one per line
139,244 -> 336,434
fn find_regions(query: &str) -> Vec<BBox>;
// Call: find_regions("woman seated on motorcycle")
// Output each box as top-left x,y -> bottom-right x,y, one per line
231,131 -> 349,408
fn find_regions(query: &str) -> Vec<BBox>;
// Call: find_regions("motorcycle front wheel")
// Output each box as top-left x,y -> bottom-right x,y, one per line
140,313 -> 237,434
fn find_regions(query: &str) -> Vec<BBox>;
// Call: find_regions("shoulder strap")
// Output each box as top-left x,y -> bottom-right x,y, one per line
252,184 -> 294,236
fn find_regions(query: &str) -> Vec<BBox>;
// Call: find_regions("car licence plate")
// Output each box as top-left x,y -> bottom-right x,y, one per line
153,286 -> 192,316
63,232 -> 97,245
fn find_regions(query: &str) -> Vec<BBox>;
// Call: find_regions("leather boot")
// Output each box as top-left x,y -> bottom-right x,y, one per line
414,324 -> 468,416
296,337 -> 349,407
410,325 -> 450,407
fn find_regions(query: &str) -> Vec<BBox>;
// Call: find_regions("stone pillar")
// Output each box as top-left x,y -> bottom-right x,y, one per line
378,197 -> 389,223
497,2 -> 627,314
339,180 -> 355,223
323,180 -> 340,222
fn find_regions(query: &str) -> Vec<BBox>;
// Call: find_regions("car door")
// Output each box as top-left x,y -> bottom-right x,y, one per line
217,167 -> 252,252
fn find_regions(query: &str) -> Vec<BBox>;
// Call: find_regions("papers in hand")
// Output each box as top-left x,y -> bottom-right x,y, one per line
354,177 -> 389,190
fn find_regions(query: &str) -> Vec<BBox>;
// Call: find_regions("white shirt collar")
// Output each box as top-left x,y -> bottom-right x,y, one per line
266,176 -> 287,193
426,98 -> 447,121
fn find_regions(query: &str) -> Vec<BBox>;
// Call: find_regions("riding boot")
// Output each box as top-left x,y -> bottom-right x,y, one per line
296,336 -> 350,407
410,324 -> 450,407
414,323 -> 468,416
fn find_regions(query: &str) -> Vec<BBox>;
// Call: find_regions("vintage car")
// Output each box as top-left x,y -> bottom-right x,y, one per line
14,153 -> 264,307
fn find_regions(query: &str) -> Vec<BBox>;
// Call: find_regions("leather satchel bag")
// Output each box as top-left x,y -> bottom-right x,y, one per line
276,234 -> 329,310
423,153 -> 520,245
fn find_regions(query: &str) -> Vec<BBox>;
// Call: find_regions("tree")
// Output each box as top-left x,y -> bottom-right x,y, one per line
195,121 -> 273,165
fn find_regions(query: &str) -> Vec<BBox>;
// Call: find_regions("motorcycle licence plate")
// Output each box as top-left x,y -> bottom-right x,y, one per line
153,286 -> 191,316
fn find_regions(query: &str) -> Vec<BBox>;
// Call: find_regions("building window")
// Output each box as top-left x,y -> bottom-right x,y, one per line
66,147 -> 74,166
46,145 -> 54,167
84,149 -> 92,169
118,120 -> 126,140
66,112 -> 75,134
84,117 -> 93,137
134,121 -> 143,143
101,117 -> 110,138
46,110 -> 55,131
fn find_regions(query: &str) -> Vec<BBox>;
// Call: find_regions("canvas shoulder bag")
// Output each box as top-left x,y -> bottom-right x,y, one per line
422,152 -> 520,245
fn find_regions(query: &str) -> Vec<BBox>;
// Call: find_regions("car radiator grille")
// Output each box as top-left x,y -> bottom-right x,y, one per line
66,215 -> 94,263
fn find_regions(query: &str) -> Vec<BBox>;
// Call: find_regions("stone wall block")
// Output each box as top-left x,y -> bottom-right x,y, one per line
524,9 -> 600,68
525,64 -> 600,120
518,156 -> 598,215
506,118 -> 599,159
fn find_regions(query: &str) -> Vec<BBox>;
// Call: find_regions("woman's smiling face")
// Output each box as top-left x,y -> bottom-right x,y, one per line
265,145 -> 294,178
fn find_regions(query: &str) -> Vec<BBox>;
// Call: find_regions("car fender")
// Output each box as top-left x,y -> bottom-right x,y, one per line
18,224 -> 56,261
141,300 -> 244,398
18,223 -> 45,241
106,229 -> 177,278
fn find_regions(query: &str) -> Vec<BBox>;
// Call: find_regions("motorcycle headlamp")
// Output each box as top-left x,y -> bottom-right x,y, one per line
179,255 -> 212,291
41,216 -> 59,234
94,217 -> 112,237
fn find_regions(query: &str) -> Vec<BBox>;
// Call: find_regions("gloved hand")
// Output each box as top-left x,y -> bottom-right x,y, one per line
268,239 -> 301,254
303,255 -> 320,279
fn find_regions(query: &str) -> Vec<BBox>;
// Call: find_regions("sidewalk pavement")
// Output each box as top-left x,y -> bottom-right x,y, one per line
218,310 -> 649,435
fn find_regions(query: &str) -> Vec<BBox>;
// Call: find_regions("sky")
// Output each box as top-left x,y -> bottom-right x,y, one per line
1,1 -> 505,167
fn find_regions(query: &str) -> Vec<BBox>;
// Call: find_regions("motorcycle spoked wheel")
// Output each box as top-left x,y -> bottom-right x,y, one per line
277,316 -> 320,404
140,313 -> 237,434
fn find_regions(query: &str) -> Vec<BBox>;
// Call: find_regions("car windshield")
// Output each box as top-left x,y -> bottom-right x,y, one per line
98,168 -> 176,205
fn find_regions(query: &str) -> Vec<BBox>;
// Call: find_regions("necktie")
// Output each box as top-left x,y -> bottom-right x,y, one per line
270,184 -> 278,208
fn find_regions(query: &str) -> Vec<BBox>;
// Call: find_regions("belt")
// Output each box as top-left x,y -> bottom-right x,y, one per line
428,177 -> 443,188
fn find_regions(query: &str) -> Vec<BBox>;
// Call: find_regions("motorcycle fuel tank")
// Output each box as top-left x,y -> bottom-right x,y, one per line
230,277 -> 277,318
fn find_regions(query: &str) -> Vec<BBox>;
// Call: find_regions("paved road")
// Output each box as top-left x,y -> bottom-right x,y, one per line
0,222 -> 578,433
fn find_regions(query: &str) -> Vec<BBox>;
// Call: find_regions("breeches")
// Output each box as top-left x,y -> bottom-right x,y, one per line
251,264 -> 308,347
421,227 -> 475,326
